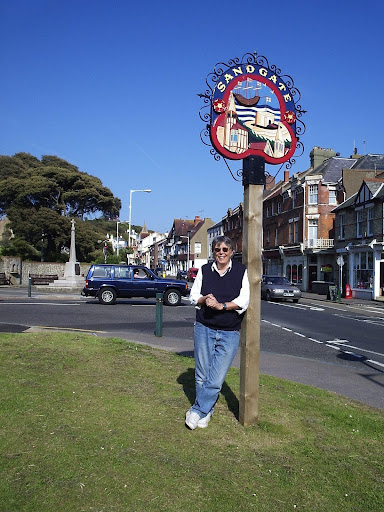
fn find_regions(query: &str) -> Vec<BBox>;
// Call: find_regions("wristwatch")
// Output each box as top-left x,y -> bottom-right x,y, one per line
222,303 -> 227,310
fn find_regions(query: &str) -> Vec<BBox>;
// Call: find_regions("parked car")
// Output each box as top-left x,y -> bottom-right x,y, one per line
82,264 -> 189,306
261,275 -> 301,302
176,270 -> 187,280
187,267 -> 199,282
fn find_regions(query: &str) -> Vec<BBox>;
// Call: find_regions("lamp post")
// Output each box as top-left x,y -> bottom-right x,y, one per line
128,189 -> 152,263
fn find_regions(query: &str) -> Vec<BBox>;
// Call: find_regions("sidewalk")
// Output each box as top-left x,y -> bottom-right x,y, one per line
301,290 -> 384,307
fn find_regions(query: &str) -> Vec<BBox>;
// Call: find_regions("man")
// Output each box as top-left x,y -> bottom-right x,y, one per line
186,236 -> 249,430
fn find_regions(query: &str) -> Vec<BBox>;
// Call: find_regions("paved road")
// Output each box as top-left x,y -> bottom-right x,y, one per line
0,287 -> 383,410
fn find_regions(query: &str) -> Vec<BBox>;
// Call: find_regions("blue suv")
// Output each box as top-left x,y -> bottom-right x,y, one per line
82,264 -> 189,306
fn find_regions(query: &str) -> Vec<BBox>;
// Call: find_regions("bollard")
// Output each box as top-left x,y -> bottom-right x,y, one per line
155,292 -> 163,337
28,277 -> 32,297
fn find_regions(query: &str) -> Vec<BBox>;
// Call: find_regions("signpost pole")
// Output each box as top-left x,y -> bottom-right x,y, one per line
239,156 -> 265,426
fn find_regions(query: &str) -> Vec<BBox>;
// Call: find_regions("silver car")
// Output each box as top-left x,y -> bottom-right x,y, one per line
261,275 -> 301,303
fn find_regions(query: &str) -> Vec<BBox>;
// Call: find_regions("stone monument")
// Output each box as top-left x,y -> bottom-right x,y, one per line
50,219 -> 85,289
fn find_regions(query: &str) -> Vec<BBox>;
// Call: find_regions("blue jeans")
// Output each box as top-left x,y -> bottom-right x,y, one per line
191,322 -> 240,417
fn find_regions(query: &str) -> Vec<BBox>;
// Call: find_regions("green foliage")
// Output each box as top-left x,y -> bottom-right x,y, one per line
0,153 -> 122,261
1,237 -> 40,260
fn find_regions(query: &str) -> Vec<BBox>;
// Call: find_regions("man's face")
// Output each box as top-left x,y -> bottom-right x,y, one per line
214,243 -> 232,266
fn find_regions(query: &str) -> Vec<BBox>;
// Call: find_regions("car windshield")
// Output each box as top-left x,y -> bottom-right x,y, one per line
264,276 -> 291,285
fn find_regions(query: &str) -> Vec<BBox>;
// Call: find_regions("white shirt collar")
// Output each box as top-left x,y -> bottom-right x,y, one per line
212,259 -> 233,276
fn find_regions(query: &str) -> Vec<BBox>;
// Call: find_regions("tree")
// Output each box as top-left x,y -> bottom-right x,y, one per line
0,153 -> 121,261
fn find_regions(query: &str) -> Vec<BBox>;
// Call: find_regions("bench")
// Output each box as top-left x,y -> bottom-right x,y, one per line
29,274 -> 58,285
0,272 -> 10,285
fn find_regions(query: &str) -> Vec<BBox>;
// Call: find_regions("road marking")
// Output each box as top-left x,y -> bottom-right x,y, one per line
268,301 -> 324,311
262,317 -> 384,368
366,359 -> 384,368
308,337 -> 323,344
334,313 -> 384,326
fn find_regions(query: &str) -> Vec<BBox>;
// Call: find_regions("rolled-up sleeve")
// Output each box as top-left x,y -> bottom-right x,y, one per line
232,269 -> 250,314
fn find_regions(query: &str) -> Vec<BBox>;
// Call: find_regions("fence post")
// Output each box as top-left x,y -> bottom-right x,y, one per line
155,292 -> 163,337
28,277 -> 32,297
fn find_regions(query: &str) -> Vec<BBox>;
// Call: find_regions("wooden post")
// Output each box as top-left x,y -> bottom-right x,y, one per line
239,156 -> 265,426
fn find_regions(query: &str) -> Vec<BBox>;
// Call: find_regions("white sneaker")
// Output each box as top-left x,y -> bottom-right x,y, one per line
197,412 -> 212,429
185,410 -> 201,430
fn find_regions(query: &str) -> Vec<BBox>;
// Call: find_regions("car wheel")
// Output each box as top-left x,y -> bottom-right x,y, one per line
163,289 -> 181,306
293,298 -> 299,303
98,287 -> 117,305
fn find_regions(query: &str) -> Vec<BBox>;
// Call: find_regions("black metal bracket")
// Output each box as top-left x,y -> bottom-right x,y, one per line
242,156 -> 266,187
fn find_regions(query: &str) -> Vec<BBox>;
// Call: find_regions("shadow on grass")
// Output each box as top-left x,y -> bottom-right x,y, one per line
177,368 -> 239,420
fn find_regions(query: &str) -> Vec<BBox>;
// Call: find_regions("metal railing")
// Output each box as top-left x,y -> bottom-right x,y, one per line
304,238 -> 334,249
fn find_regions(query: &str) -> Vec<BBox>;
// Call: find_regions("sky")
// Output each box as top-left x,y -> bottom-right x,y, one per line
1,0 -> 383,234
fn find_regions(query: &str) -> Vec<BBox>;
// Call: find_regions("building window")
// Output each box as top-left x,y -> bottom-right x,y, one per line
339,213 -> 345,240
308,219 -> 318,247
292,190 -> 296,208
289,223 -> 293,243
367,207 -> 374,236
329,189 -> 337,204
286,264 -> 291,281
266,206 -> 270,217
278,202 -> 281,213
309,184 -> 318,204
266,229 -> 270,243
275,228 -> 279,245
356,209 -> 364,237
353,251 -> 373,289
294,221 -> 299,243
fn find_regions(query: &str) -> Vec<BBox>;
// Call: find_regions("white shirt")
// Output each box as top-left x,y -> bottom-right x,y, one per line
190,260 -> 250,314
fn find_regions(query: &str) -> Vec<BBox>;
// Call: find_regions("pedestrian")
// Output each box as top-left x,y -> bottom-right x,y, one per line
186,235 -> 250,430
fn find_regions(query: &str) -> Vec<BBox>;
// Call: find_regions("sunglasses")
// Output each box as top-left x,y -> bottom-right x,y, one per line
214,247 -> 230,253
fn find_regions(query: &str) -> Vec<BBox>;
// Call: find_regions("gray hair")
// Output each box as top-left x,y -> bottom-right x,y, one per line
212,235 -> 234,252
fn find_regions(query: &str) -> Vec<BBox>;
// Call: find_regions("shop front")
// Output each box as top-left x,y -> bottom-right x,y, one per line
346,242 -> 384,300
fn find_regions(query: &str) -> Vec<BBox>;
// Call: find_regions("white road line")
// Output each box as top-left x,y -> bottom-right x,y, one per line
308,338 -> 323,344
367,359 -> 384,368
334,313 -> 384,326
282,327 -> 292,332
294,332 -> 306,337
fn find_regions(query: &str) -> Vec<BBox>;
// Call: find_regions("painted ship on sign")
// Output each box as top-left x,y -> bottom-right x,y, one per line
233,78 -> 261,106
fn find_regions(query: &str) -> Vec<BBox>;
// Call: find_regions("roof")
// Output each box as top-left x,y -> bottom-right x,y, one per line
333,178 -> 384,211
306,157 -> 356,183
351,154 -> 384,170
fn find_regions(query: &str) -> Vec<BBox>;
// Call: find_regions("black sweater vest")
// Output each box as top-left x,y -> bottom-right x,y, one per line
196,261 -> 246,331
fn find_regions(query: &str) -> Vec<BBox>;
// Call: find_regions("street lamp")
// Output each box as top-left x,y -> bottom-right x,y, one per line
128,189 -> 152,262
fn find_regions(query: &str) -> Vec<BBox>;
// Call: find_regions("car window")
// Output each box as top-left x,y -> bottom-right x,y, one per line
133,268 -> 152,279
115,267 -> 130,279
93,265 -> 112,278
265,276 -> 291,285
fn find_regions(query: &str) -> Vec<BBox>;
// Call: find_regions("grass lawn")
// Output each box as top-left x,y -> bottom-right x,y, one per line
0,332 -> 383,512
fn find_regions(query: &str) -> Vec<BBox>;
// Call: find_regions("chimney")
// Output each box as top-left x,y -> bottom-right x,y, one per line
310,147 -> 336,169
284,170 -> 289,183
194,215 -> 202,226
